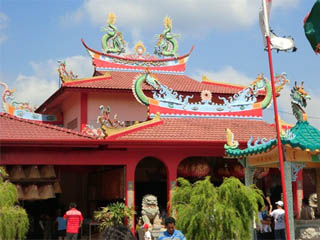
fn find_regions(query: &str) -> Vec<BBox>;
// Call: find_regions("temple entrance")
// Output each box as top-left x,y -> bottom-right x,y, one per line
6,165 -> 125,239
134,157 -> 167,220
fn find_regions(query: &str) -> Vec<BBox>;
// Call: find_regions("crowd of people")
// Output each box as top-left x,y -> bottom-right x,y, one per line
256,194 -> 317,240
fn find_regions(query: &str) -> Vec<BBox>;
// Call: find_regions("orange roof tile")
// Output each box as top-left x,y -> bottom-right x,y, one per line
63,72 -> 243,94
0,113 -> 92,141
114,118 -> 276,142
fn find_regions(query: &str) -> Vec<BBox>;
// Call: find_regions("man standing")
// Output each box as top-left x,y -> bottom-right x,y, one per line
270,200 -> 285,240
158,217 -> 186,240
300,198 -> 315,220
64,203 -> 83,240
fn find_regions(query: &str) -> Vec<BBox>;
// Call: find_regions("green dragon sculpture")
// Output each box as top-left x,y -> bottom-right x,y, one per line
101,13 -> 125,54
154,16 -> 179,57
132,69 -> 160,105
290,81 -> 311,122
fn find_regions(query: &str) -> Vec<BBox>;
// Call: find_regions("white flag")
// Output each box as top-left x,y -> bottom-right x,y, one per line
259,0 -> 297,52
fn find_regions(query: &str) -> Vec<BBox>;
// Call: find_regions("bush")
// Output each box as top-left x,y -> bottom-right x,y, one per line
171,176 -> 264,240
0,167 -> 29,240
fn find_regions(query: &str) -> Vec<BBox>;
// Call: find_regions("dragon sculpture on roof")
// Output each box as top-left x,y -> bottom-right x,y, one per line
132,70 -> 289,118
290,81 -> 311,122
101,12 -> 126,54
154,16 -> 179,57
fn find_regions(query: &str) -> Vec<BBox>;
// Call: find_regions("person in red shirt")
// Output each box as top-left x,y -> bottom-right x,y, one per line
64,202 -> 83,240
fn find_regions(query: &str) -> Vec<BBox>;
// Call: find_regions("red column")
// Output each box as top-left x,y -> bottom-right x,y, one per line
125,161 -> 136,234
80,93 -> 88,131
293,170 -> 303,219
164,156 -> 180,215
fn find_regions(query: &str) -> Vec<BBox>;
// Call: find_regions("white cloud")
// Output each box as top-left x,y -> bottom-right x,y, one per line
60,0 -> 299,37
0,12 -> 8,44
12,56 -> 93,107
190,66 -> 254,85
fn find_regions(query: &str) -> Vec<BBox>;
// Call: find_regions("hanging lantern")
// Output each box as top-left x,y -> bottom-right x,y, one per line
218,164 -> 231,178
53,181 -> 62,194
25,166 -> 41,179
178,162 -> 190,177
189,160 -> 210,178
24,184 -> 40,200
16,184 -> 24,200
40,165 -> 56,178
232,164 -> 244,179
255,168 -> 270,179
10,165 -> 26,180
39,184 -> 55,200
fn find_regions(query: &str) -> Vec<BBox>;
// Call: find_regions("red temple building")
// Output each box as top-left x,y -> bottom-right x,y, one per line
1,14 -> 319,239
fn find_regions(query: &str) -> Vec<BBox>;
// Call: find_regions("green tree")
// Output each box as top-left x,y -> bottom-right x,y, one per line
171,176 -> 264,240
0,167 -> 29,240
94,202 -> 134,232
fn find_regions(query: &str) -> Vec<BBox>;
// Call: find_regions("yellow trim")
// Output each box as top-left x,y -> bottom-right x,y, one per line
149,98 -> 159,106
63,72 -> 111,83
305,162 -> 320,168
104,112 -> 161,137
201,75 -> 246,88
253,102 -> 262,109
285,146 -> 313,162
248,147 -> 279,166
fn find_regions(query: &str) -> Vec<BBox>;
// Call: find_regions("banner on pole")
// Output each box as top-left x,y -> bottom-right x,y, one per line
259,0 -> 297,52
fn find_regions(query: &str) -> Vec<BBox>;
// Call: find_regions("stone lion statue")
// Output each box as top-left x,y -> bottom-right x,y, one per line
141,194 -> 161,227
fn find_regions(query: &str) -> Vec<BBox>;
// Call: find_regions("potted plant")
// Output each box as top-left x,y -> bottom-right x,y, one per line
94,202 -> 135,233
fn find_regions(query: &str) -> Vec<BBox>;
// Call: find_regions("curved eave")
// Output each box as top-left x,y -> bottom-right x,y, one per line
81,38 -> 194,63
282,140 -> 320,152
225,139 -> 277,158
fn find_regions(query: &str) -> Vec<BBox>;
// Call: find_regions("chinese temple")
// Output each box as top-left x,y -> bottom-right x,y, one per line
1,13 -> 318,238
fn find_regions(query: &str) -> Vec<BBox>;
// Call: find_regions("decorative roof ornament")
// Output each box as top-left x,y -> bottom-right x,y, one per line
98,105 -> 125,131
132,71 -> 277,119
134,41 -> 146,55
82,105 -> 162,139
57,60 -> 78,83
1,81 -> 16,113
274,72 -> 290,94
154,16 -> 179,57
224,128 -> 239,149
290,81 -> 311,122
82,14 -> 194,74
200,90 -> 212,103
0,81 -> 57,122
101,12 -> 126,55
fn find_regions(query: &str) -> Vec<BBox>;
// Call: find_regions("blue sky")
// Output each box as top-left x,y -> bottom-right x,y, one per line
0,0 -> 319,127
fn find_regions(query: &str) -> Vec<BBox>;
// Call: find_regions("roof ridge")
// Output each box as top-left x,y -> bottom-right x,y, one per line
0,112 -> 93,139
62,73 -> 112,86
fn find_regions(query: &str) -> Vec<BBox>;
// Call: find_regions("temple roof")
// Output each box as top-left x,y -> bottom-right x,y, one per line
0,113 -> 93,143
282,121 -> 320,151
112,118 -> 276,142
225,120 -> 320,158
62,71 -> 245,94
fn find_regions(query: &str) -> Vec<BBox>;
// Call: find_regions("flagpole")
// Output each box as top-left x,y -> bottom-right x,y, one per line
262,0 -> 291,239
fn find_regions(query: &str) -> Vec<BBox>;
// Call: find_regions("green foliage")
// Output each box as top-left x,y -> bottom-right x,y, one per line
171,176 -> 264,240
94,202 -> 135,232
0,167 -> 29,240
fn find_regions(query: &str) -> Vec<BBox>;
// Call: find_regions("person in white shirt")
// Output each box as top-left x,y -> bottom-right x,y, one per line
144,224 -> 152,240
270,200 -> 286,240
